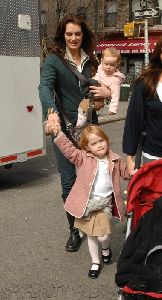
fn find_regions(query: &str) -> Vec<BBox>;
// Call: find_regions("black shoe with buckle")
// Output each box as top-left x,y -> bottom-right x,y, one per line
88,263 -> 101,279
65,228 -> 81,252
102,247 -> 112,264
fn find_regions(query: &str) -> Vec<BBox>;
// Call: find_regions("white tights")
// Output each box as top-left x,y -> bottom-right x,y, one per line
87,234 -> 110,270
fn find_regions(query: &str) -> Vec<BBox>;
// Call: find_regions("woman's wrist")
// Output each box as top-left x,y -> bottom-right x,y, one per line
47,108 -> 58,119
127,155 -> 134,162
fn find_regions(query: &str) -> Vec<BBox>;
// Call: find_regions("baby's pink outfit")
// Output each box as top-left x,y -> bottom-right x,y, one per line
94,64 -> 125,114
76,64 -> 125,127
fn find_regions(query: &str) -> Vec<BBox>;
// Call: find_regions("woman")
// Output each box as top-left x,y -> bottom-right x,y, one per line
123,38 -> 162,175
39,15 -> 110,252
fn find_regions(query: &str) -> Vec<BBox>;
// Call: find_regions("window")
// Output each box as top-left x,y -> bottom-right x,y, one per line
76,6 -> 87,20
132,0 -> 152,12
153,9 -> 162,25
132,0 -> 142,19
153,0 -> 162,25
105,0 -> 117,27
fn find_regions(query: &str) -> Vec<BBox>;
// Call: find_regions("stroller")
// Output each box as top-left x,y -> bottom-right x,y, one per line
116,159 -> 162,300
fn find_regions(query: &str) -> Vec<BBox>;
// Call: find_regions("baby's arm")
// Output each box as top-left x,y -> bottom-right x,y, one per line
109,78 -> 122,114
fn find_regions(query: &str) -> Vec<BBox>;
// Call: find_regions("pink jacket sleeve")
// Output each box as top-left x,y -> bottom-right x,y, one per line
54,132 -> 84,166
109,77 -> 122,114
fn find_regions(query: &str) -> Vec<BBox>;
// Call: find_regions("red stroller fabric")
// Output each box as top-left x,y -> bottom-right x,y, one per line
127,159 -> 162,229
122,286 -> 162,299
117,159 -> 162,299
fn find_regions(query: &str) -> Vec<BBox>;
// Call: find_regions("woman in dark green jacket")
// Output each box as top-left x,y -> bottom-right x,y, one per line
39,15 -> 110,252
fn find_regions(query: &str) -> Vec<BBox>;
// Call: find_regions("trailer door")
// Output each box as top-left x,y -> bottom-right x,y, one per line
0,0 -> 45,161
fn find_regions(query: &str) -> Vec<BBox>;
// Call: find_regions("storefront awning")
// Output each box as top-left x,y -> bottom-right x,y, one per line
97,37 -> 159,53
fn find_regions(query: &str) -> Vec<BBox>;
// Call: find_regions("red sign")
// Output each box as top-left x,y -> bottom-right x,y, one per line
97,37 -> 158,53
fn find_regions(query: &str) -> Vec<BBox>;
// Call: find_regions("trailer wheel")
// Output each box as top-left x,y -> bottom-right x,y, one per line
5,164 -> 13,169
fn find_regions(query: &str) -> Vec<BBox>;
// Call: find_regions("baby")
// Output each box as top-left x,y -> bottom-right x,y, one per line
76,47 -> 125,126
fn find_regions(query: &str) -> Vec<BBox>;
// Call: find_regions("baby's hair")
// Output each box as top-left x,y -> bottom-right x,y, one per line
102,47 -> 121,65
79,125 -> 109,150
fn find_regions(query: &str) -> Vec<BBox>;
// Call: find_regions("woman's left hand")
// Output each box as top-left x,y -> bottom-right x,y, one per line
89,83 -> 111,99
45,112 -> 60,135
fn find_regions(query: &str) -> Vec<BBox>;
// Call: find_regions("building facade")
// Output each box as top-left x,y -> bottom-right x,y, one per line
40,0 -> 162,82
98,0 -> 162,83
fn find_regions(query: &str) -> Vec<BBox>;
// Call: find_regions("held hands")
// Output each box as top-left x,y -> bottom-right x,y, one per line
45,112 -> 61,135
89,83 -> 111,99
127,156 -> 138,176
50,121 -> 61,136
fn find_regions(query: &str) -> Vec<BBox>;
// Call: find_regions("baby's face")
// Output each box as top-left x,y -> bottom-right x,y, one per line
102,56 -> 118,75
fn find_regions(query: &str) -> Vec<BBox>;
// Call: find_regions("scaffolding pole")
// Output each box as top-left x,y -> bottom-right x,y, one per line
144,18 -> 149,66
94,0 -> 99,53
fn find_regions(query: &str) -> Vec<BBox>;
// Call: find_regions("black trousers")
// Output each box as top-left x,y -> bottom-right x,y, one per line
52,138 -> 76,229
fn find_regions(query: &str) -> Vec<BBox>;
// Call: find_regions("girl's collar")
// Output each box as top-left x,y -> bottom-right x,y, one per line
86,149 -> 119,161
65,47 -> 89,65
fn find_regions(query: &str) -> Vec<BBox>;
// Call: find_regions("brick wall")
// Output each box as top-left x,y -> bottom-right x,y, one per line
116,0 -> 130,28
40,0 -> 161,40
40,0 -> 105,36
40,0 -> 57,38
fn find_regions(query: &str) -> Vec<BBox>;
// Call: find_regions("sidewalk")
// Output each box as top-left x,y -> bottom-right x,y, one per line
98,100 -> 129,124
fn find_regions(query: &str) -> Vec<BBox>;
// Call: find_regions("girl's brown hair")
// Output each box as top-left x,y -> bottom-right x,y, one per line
79,125 -> 109,150
102,47 -> 121,65
52,15 -> 98,71
136,37 -> 162,97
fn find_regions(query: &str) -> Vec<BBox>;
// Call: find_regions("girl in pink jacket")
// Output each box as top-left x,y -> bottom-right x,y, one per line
52,124 -> 129,279
77,47 -> 125,126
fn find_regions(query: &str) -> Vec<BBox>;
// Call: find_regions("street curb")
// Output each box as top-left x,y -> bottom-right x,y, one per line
98,116 -> 126,125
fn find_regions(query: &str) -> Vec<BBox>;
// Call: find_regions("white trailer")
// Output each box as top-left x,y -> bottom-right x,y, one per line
0,0 -> 46,167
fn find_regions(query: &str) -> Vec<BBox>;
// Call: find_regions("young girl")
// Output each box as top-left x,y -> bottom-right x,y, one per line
76,47 -> 125,126
52,123 -> 129,279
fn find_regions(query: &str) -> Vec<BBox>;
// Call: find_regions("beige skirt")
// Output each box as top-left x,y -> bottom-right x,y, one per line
74,210 -> 111,236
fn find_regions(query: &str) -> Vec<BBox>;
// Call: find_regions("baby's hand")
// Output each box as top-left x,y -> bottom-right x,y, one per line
108,111 -> 116,115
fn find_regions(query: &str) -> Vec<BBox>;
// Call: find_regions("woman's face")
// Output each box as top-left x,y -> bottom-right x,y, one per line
64,22 -> 83,52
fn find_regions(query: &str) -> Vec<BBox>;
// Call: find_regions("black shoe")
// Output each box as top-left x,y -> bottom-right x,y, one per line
102,247 -> 112,264
88,263 -> 101,279
65,228 -> 81,252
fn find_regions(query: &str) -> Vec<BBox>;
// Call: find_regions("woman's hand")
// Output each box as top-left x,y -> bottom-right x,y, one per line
127,155 -> 138,176
89,83 -> 111,99
45,112 -> 60,135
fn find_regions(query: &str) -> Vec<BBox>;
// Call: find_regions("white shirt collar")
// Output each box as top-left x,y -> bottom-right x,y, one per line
65,47 -> 89,66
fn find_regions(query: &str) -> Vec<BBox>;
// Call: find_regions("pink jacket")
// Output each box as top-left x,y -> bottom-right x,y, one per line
95,64 -> 125,114
55,133 -> 129,221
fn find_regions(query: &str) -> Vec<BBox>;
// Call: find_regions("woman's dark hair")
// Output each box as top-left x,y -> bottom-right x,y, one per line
52,15 -> 98,70
137,37 -> 162,97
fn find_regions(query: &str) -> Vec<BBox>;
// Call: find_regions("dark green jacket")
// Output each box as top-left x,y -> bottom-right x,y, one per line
39,54 -> 93,120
